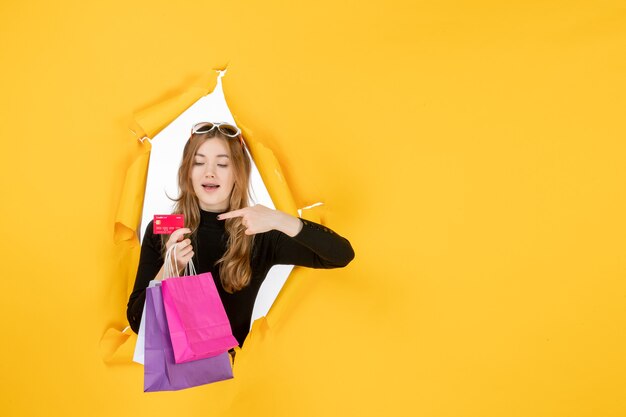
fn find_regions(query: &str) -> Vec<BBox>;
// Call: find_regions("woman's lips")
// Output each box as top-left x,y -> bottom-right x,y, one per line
202,185 -> 220,193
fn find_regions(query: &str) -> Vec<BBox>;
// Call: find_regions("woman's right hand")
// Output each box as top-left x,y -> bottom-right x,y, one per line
165,228 -> 194,275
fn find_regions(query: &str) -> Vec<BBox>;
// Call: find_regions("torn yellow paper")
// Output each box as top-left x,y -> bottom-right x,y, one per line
103,70 -> 316,364
113,146 -> 151,245
241,132 -> 299,217
99,327 -> 137,365
134,74 -> 219,139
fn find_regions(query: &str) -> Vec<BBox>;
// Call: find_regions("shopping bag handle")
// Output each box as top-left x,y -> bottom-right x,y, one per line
163,243 -> 197,279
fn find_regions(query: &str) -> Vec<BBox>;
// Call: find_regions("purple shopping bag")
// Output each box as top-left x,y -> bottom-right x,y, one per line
143,285 -> 233,392
161,272 -> 239,364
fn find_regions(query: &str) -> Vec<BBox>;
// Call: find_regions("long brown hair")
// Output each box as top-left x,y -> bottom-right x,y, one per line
160,129 -> 254,293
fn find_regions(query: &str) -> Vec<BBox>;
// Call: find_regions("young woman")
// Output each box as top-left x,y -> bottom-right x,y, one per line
126,122 -> 355,354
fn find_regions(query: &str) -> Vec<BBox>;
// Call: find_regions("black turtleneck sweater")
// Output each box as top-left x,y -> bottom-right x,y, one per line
126,209 -> 355,347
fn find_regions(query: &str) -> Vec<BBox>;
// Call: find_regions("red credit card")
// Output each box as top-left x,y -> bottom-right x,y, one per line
153,214 -> 185,234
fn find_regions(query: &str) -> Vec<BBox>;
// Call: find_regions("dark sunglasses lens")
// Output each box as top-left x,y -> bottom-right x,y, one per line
219,124 -> 239,136
194,123 -> 214,134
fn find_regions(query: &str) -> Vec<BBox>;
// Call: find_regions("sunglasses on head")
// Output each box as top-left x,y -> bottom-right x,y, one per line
191,122 -> 241,138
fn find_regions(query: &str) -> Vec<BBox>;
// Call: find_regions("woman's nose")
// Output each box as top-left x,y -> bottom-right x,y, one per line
204,166 -> 216,178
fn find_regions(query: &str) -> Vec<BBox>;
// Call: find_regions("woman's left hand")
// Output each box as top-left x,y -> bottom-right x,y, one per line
218,204 -> 303,237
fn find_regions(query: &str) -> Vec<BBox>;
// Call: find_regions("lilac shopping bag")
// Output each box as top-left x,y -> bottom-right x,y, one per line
143,285 -> 233,392
161,272 -> 239,364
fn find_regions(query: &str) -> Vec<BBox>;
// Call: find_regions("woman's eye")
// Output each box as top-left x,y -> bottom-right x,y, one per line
193,162 -> 204,166
218,164 -> 229,168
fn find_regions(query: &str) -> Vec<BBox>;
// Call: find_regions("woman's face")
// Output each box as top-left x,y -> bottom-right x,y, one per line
191,137 -> 235,212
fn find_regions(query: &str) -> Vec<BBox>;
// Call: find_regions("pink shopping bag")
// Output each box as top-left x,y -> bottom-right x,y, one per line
161,272 -> 239,364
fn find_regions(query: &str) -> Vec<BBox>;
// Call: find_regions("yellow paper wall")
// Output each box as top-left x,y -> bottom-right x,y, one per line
1,1 -> 625,416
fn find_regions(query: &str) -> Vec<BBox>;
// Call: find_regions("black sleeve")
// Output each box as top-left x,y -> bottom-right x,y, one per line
269,218 -> 355,268
126,220 -> 164,333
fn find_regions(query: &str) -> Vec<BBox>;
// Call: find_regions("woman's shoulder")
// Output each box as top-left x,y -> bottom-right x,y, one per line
141,220 -> 163,248
142,219 -> 155,238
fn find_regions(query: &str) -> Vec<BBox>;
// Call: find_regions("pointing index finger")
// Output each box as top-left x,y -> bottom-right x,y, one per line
217,209 -> 245,220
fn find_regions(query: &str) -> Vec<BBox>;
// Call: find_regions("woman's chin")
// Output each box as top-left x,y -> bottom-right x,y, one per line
197,197 -> 229,212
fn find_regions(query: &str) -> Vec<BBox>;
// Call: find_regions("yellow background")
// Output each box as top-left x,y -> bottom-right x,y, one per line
1,1 -> 625,416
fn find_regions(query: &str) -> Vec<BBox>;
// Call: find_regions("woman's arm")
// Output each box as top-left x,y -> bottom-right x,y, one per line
126,221 -> 165,333
269,216 -> 355,268
218,205 -> 355,269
